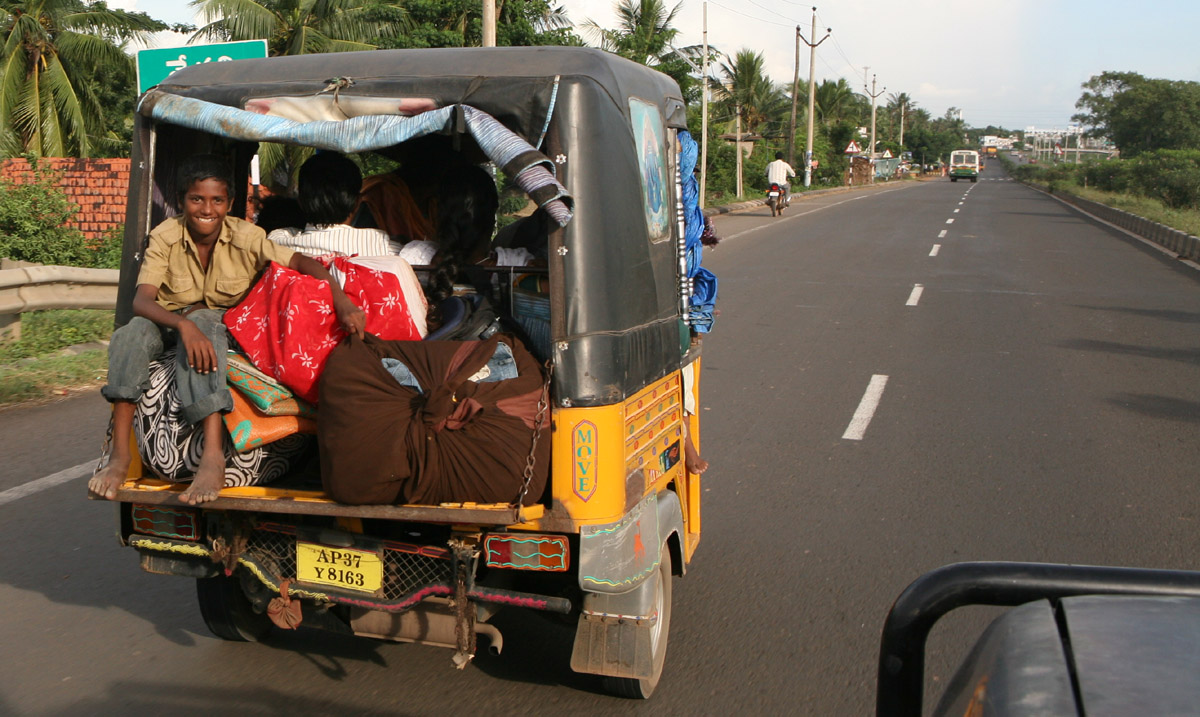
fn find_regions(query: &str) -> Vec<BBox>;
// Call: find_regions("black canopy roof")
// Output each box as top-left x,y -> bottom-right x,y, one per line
154,46 -> 686,145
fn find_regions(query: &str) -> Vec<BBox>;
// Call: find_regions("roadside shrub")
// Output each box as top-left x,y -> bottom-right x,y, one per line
1129,150 -> 1200,209
0,157 -> 123,268
88,225 -> 124,269
0,157 -> 92,266
1011,163 -> 1043,183
1081,161 -> 1131,193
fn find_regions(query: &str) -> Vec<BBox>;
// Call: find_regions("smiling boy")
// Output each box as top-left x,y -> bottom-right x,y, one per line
88,155 -> 365,505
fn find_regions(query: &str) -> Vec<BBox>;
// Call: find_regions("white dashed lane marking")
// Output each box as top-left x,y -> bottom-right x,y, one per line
843,375 -> 889,441
906,284 -> 924,306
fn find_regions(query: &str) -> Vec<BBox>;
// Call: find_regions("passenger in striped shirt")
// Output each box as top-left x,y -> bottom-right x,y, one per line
268,153 -> 399,258
265,152 -> 428,333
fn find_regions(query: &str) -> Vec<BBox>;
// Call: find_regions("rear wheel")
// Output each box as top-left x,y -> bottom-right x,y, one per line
196,573 -> 272,642
768,197 -> 778,216
602,549 -> 672,699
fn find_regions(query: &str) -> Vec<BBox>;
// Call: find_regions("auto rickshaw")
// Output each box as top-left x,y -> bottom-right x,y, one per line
876,561 -> 1200,715
96,46 -> 708,698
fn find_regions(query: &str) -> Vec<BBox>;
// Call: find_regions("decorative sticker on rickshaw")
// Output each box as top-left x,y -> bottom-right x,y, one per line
629,98 -> 670,243
573,420 -> 598,502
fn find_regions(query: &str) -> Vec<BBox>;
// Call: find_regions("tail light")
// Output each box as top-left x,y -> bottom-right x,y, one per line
130,504 -> 201,542
483,533 -> 569,572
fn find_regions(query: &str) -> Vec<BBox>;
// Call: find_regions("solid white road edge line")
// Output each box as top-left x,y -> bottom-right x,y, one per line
0,460 -> 95,507
930,244 -> 941,256
843,374 -> 889,441
906,284 -> 925,306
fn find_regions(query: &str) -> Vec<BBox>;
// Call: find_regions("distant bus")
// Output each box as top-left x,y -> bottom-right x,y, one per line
949,150 -> 979,183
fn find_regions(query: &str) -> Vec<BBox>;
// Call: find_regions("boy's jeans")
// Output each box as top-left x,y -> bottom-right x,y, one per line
101,309 -> 233,424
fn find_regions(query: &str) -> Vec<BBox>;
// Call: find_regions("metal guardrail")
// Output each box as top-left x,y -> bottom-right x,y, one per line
0,260 -> 119,340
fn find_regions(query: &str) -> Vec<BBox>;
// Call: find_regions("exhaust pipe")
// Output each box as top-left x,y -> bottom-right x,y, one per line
350,599 -> 504,656
475,622 -> 503,655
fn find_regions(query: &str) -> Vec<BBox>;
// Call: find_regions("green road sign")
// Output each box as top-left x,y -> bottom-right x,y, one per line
136,40 -> 268,95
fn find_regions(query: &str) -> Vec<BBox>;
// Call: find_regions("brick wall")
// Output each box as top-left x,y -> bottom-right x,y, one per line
0,157 -> 130,242
2,157 -> 272,241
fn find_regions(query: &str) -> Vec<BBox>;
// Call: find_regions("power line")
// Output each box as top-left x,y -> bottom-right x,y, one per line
742,0 -> 803,24
816,10 -> 860,78
707,0 -> 796,29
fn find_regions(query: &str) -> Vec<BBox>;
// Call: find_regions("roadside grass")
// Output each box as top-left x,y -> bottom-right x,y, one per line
0,310 -> 114,363
1001,154 -> 1200,237
1068,186 -> 1200,237
0,310 -> 113,407
0,350 -> 108,405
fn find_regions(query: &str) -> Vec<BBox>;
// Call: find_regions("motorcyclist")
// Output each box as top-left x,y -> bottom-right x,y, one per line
765,152 -> 796,207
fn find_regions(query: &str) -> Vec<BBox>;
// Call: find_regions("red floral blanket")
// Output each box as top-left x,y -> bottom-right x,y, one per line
224,258 -> 422,403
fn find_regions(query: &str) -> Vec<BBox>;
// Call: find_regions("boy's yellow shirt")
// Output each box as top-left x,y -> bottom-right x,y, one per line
137,216 -> 295,311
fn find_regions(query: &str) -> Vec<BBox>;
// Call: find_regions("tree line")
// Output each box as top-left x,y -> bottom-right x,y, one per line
28,0 -> 1153,202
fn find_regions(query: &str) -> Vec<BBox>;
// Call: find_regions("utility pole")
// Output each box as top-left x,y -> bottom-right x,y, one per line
898,98 -> 905,154
735,103 -> 743,198
482,0 -> 496,47
799,8 -> 830,188
788,27 -> 801,166
700,1 -> 709,208
865,73 -> 885,161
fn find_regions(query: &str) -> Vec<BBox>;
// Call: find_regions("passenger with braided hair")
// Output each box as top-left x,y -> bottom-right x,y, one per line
425,165 -> 502,306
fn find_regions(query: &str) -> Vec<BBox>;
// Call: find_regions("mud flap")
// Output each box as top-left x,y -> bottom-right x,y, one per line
570,490 -> 683,679
569,568 -> 662,679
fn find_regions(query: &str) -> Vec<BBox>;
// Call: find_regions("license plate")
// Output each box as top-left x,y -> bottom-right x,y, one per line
768,191 -> 779,197
296,541 -> 384,593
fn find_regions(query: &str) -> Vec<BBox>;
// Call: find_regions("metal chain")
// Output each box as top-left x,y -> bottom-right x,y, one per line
515,360 -> 553,508
451,557 -> 475,669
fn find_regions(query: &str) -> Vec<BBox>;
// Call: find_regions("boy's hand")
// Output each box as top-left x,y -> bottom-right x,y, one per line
178,319 -> 218,374
334,296 -> 366,339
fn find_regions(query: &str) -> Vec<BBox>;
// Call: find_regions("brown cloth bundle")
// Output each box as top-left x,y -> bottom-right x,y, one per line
317,334 -> 549,506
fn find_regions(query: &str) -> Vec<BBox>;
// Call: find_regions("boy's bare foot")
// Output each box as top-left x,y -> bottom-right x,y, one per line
684,439 -> 708,475
180,454 -> 226,505
88,456 -> 133,500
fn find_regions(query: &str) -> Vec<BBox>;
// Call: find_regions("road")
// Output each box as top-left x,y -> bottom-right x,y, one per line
2,166 -> 1198,715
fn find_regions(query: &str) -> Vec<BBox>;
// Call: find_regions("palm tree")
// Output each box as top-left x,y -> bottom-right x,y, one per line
583,0 -> 706,102
188,0 -> 410,57
520,1 -> 572,34
714,49 -> 786,137
1,0 -> 169,157
189,0 -> 411,189
583,0 -> 680,66
814,78 -> 859,126
886,91 -> 911,143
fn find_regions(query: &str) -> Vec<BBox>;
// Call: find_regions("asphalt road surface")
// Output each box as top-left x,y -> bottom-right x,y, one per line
2,166 -> 1197,715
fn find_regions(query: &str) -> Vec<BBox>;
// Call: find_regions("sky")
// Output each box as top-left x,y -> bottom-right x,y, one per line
120,0 -> 1200,132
